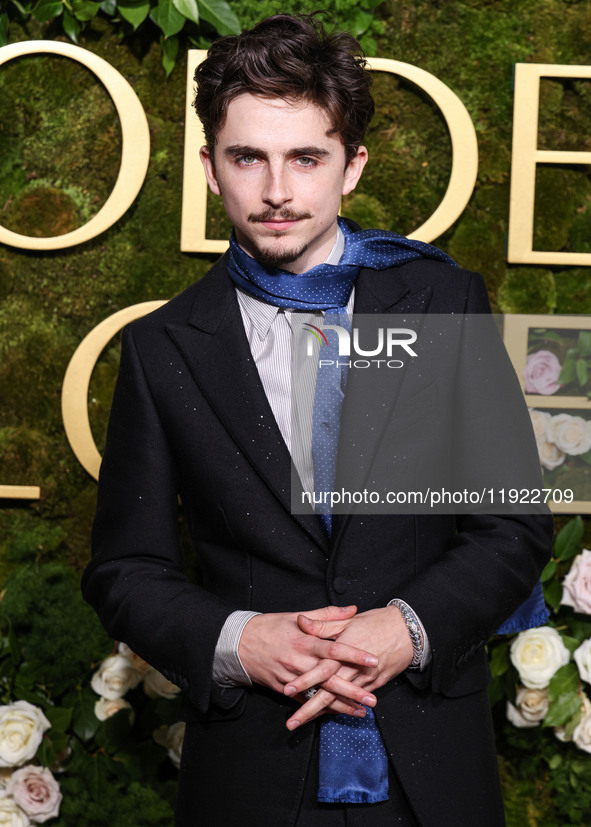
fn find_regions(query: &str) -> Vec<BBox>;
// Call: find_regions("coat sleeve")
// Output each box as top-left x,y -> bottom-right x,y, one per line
81,325 -> 240,714
397,270 -> 554,694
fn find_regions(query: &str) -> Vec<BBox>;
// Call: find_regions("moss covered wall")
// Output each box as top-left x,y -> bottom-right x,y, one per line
1,2 -> 590,574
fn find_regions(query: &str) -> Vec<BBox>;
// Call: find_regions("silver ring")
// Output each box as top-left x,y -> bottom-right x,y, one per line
304,686 -> 320,700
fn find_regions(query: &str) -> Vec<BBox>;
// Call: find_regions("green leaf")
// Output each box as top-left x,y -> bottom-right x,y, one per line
161,33 -> 179,76
577,358 -> 588,387
62,8 -> 82,40
10,0 -> 32,15
559,350 -> 577,385
36,735 -> 57,767
0,13 -> 8,46
548,662 -> 579,701
543,577 -> 562,611
72,689 -> 100,741
352,9 -> 375,37
579,448 -> 591,466
578,330 -> 591,358
70,0 -> 100,20
545,663 -> 581,727
561,635 -> 581,655
555,516 -> 584,562
196,0 -> 239,35
32,0 -> 62,21
489,643 -> 509,678
150,0 -> 185,36
541,558 -> 557,583
118,0 -> 150,29
45,706 -> 73,732
172,0 -> 198,24
100,0 -> 116,12
548,753 -> 562,770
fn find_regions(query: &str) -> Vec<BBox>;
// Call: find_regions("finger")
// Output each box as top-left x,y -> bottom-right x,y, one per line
294,695 -> 368,723
286,688 -> 367,730
286,669 -> 376,708
313,638 -> 378,668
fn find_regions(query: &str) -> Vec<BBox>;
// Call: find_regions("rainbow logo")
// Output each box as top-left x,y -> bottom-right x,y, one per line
303,324 -> 329,347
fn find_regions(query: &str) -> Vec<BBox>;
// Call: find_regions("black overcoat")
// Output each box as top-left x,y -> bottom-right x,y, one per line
82,254 -> 552,826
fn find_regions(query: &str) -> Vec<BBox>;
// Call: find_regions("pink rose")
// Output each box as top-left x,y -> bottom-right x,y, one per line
6,766 -> 62,823
524,351 -> 562,395
562,548 -> 591,614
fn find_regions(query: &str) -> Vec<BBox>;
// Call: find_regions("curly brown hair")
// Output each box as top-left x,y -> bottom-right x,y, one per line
193,14 -> 374,167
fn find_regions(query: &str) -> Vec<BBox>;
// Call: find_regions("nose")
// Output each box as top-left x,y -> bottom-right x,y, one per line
262,162 -> 292,208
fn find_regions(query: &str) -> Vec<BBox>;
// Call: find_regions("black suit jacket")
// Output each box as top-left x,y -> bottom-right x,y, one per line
82,254 -> 552,826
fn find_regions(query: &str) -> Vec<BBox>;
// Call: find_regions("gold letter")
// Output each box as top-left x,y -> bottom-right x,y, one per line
366,59 -> 478,243
180,53 -> 479,250
508,64 -> 591,265
0,41 -> 150,250
61,301 -> 166,480
0,484 -> 41,500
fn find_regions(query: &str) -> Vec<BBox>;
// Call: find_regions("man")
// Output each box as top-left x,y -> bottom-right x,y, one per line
82,14 -> 552,826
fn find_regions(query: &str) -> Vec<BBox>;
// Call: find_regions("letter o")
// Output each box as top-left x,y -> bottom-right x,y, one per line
61,301 -> 166,480
367,58 -> 478,243
0,41 -> 150,250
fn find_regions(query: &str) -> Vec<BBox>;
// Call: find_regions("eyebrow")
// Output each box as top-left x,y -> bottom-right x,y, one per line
223,145 -> 331,159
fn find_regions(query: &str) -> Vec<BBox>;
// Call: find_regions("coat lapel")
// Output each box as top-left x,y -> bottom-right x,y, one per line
165,257 -> 328,553
331,267 -> 434,543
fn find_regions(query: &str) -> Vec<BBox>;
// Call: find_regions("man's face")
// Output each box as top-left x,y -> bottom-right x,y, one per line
200,94 -> 367,273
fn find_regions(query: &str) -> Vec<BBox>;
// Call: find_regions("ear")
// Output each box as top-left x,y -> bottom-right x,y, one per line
342,146 -> 368,197
199,145 -> 221,196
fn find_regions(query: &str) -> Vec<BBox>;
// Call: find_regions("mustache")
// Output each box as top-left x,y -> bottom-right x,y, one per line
248,208 -> 311,222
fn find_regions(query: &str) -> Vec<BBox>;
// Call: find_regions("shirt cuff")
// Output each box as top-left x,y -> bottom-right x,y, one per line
212,610 -> 261,687
387,598 -> 432,671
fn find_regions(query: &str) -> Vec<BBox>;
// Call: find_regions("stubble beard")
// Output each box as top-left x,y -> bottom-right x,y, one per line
247,208 -> 311,269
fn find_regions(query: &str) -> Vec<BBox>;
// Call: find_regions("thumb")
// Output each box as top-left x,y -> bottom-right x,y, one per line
297,614 -> 348,638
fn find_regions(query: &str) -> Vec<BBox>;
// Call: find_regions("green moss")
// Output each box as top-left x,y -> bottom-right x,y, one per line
555,268 -> 591,314
341,192 -> 391,230
533,167 -> 591,253
497,268 -> 557,314
447,185 -> 510,298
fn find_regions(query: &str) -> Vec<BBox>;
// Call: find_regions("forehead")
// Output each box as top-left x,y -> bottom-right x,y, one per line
217,93 -> 342,153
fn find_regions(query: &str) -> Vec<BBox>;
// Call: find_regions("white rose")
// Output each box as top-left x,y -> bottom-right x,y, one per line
574,639 -> 591,684
510,626 -> 570,689
94,697 -> 134,723
153,722 -> 186,768
0,797 -> 30,827
519,686 -> 549,722
90,655 -> 141,700
529,409 -> 553,443
547,414 -> 591,456
143,670 -> 181,700
6,765 -> 62,823
0,702 -> 51,768
537,439 -> 565,471
506,701 -> 538,728
573,695 -> 591,754
117,644 -> 152,677
506,686 -> 549,728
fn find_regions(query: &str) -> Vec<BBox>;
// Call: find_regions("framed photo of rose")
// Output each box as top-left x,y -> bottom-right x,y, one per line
503,314 -> 591,513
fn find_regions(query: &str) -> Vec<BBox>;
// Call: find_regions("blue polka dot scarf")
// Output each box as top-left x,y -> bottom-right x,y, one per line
227,216 -> 454,311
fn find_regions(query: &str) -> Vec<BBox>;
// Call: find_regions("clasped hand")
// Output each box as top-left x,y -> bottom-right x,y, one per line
238,604 -> 413,730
